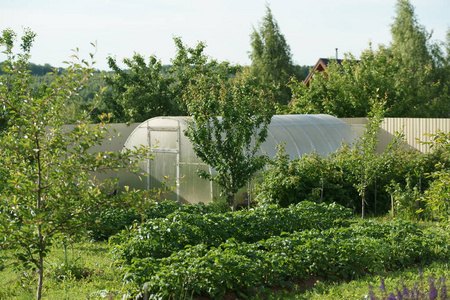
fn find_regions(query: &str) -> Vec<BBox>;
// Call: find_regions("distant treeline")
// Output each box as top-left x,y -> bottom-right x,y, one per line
0,62 -> 64,76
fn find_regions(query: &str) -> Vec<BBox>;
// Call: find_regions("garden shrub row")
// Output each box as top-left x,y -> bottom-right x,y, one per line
256,141 -> 448,217
110,201 -> 352,263
86,199 -> 229,240
120,220 -> 449,299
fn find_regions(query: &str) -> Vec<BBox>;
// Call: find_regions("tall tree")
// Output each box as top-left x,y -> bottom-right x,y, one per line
103,54 -> 175,123
289,0 -> 449,118
390,0 -> 433,67
249,5 -> 296,106
388,0 -> 449,117
184,69 -> 275,211
101,37 -> 238,123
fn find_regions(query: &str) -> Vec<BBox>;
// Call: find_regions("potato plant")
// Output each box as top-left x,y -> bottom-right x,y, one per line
118,219 -> 449,299
109,201 -> 352,264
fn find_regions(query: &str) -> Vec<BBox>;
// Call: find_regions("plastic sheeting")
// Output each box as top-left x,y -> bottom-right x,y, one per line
119,114 -> 356,204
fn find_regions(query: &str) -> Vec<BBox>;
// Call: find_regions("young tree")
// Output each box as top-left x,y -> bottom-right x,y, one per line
0,29 -> 148,300
184,69 -> 275,211
249,5 -> 296,106
420,131 -> 450,222
334,92 -> 387,219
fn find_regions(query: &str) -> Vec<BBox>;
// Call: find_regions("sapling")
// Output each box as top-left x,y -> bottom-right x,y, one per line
0,29 -> 149,300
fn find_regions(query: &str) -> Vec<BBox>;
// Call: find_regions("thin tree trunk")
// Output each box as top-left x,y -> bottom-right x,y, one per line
36,244 -> 44,300
35,137 -> 44,300
391,194 -> 395,218
230,193 -> 236,212
374,176 -> 377,215
361,189 -> 365,219
320,177 -> 324,203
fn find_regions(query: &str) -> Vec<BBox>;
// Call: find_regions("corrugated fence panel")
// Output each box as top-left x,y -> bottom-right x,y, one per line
341,118 -> 450,153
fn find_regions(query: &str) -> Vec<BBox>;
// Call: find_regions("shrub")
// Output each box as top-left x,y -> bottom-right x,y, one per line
256,138 -> 447,218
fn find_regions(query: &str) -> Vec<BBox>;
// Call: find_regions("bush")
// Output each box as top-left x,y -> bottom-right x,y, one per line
256,139 -> 447,218
255,149 -> 357,208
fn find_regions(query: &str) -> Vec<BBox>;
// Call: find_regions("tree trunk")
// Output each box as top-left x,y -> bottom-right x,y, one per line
320,177 -> 324,203
361,189 -> 365,219
36,234 -> 44,300
230,193 -> 236,212
374,176 -> 377,215
391,194 -> 395,218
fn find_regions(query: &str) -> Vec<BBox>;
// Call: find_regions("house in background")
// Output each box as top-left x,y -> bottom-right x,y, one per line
303,58 -> 344,87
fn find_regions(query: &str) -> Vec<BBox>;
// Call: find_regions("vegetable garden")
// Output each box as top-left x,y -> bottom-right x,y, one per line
1,25 -> 449,299
106,201 -> 449,299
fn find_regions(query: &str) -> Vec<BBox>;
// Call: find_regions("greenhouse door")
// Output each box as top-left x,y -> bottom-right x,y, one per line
148,124 -> 180,202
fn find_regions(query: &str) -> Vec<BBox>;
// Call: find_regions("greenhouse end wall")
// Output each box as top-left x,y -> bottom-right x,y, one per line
119,114 -> 357,204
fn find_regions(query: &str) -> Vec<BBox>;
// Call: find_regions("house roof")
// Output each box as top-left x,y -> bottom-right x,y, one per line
303,58 -> 345,87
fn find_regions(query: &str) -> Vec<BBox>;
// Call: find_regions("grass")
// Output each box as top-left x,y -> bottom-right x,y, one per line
0,239 -> 122,300
253,262 -> 449,299
0,223 -> 448,300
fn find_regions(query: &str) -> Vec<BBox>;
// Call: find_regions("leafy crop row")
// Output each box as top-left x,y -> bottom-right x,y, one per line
109,202 -> 352,263
121,220 -> 449,299
86,199 -> 229,240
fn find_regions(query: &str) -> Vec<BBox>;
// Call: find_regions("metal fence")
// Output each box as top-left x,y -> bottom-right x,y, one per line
341,118 -> 450,153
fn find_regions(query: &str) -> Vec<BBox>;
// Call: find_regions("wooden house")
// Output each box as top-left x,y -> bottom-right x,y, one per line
303,58 -> 344,87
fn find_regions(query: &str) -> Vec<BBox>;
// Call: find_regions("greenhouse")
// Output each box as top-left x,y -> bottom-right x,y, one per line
119,114 -> 357,204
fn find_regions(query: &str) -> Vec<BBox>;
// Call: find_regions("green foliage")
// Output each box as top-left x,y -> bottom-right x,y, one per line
103,54 -> 175,123
249,5 -> 298,106
257,102 -> 390,216
289,0 -> 449,118
341,96 -> 387,218
101,37 -> 239,123
420,131 -> 450,223
0,28 -> 149,300
256,122 -> 447,219
184,69 -> 275,210
169,37 -> 240,115
109,202 -> 352,266
0,240 -> 123,300
87,198 -> 230,241
255,145 -> 355,207
119,219 -> 449,298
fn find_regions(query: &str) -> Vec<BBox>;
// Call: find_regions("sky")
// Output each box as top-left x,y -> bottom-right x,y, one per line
1,0 -> 449,71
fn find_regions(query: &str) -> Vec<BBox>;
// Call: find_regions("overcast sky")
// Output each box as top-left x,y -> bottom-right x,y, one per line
1,0 -> 449,70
